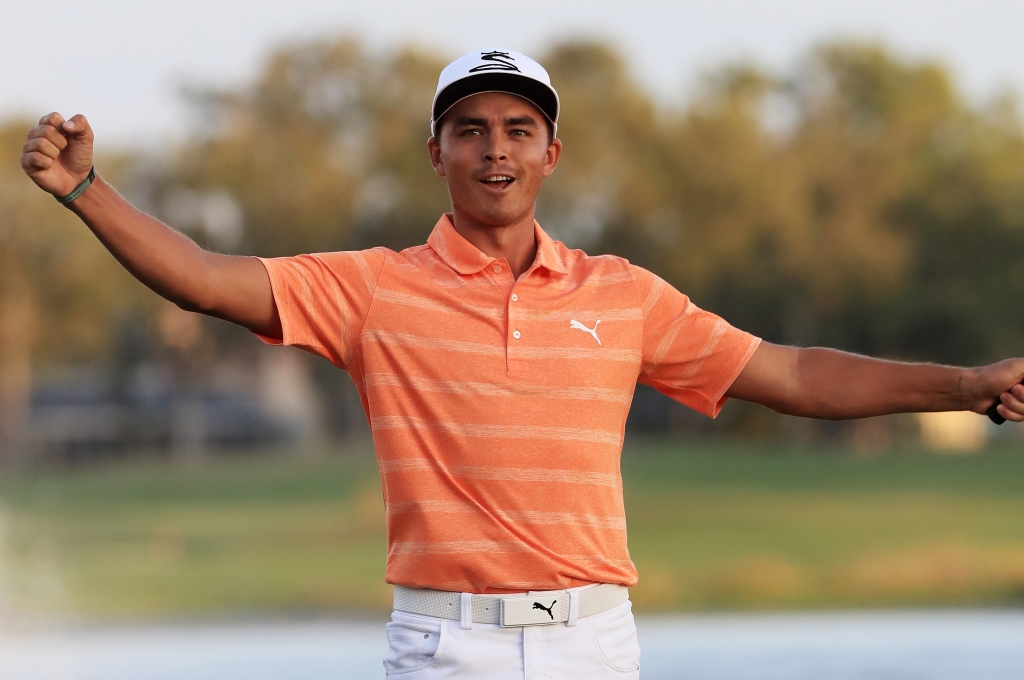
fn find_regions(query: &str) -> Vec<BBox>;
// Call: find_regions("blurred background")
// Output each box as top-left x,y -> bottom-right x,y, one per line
4,1 -> 1024,677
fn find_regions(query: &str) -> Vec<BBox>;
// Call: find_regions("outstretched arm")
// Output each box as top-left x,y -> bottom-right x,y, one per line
726,342 -> 1024,422
20,112 -> 281,338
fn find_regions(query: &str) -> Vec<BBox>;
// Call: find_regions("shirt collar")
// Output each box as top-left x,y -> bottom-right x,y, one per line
427,214 -> 568,276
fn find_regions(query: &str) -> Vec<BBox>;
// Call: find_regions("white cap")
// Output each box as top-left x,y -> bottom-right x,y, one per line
431,49 -> 559,137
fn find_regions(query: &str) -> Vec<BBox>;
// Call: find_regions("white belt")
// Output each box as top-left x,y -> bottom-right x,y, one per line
393,583 -> 628,627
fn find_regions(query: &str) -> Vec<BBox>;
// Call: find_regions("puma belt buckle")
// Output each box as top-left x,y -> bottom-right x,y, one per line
500,595 -> 562,627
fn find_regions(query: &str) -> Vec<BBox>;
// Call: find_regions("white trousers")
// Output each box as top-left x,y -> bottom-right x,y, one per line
383,599 -> 641,679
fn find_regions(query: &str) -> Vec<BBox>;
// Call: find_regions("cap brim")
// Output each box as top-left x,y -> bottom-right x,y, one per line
432,72 -> 558,132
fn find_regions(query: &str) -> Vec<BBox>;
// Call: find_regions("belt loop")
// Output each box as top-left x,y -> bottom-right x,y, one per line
460,592 -> 474,630
566,590 -> 579,627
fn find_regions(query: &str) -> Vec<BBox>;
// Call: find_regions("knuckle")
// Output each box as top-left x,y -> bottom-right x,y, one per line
44,127 -> 67,148
23,151 -> 49,170
71,113 -> 90,131
39,139 -> 59,158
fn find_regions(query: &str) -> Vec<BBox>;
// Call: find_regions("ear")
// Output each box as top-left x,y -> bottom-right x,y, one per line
427,136 -> 446,177
541,137 -> 562,179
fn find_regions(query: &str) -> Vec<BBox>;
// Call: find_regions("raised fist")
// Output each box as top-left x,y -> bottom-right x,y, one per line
21,112 -> 94,198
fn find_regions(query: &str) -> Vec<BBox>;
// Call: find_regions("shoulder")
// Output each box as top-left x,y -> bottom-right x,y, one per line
395,243 -> 433,263
284,247 -> 391,282
311,246 -> 392,269
560,246 -> 678,315
555,241 -> 634,278
262,247 -> 391,294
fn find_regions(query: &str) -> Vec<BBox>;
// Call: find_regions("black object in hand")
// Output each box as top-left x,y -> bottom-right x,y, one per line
987,401 -> 1006,425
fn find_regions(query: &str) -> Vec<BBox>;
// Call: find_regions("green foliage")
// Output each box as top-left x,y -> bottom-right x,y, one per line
588,42 -> 1024,364
6,36 -> 1024,421
172,38 -> 451,256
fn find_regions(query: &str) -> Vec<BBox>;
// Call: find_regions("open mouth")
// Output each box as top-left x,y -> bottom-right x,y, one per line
480,174 -> 515,190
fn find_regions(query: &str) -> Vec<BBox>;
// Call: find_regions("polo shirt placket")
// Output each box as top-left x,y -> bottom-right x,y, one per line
486,258 -> 517,370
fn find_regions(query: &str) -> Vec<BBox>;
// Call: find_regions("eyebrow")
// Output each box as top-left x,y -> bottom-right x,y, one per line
505,116 -> 540,128
450,115 -> 541,129
451,116 -> 489,128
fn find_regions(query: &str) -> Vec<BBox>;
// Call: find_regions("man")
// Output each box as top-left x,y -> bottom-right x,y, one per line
20,48 -> 1024,678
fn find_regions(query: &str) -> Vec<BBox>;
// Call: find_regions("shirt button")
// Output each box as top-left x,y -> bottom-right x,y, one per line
511,293 -> 518,302
493,265 -> 502,273
513,330 -> 521,340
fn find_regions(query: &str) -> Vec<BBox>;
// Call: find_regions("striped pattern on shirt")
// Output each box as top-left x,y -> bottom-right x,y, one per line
257,215 -> 760,594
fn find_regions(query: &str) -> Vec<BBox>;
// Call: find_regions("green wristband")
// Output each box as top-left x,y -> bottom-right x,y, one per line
55,166 -> 96,205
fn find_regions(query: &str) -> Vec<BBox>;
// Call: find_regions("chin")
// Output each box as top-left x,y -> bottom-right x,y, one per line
473,201 -> 531,227
486,212 -> 529,228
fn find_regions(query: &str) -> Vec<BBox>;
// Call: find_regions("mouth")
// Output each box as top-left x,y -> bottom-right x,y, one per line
480,174 -> 515,191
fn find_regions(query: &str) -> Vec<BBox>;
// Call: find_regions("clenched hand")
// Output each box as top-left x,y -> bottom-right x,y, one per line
21,112 -> 94,197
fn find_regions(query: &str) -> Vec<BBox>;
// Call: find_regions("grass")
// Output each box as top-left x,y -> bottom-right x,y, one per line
622,441 -> 1024,610
0,446 -> 389,619
2,439 -> 1024,619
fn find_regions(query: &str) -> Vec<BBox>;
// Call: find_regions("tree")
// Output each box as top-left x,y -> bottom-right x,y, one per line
0,123 -> 153,462
9,38 -> 1024,453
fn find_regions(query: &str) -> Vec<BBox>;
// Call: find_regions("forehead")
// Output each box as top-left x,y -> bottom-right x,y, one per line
444,91 -> 546,123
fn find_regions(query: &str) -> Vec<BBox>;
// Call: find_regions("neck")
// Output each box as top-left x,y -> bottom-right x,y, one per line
450,206 -> 538,280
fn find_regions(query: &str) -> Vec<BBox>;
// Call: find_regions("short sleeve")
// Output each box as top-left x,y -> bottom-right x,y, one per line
255,248 -> 387,370
632,265 -> 761,418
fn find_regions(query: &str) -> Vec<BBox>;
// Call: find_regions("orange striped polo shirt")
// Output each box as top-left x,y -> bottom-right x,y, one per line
257,215 -> 760,593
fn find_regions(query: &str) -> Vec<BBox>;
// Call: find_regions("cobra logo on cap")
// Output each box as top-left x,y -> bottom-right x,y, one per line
469,51 -> 521,73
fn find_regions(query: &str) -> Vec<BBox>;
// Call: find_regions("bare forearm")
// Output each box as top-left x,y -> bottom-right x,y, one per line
71,177 -> 212,309
728,342 -> 980,420
786,347 -> 967,419
68,177 -> 278,335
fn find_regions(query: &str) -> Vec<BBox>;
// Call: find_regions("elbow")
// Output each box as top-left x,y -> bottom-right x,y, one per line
168,258 -> 222,316
734,344 -> 859,420
769,398 -> 847,421
768,399 -> 842,421
777,347 -> 847,420
172,290 -> 221,316
162,280 -> 219,316
173,297 -> 208,315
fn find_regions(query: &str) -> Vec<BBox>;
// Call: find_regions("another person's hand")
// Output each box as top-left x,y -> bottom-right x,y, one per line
20,112 -> 94,197
970,359 -> 1024,421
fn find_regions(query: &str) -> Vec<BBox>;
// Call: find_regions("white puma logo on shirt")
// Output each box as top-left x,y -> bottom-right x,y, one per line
570,319 -> 601,345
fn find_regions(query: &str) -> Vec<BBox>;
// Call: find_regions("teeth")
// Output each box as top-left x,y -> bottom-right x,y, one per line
484,176 -> 513,182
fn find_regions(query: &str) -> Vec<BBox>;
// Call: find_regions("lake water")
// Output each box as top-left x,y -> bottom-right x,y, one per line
3,611 -> 1024,679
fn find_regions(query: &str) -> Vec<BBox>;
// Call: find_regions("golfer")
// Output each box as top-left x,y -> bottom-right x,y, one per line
20,49 -> 1024,679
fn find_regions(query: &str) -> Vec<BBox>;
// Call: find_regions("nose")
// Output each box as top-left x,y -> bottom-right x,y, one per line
482,140 -> 509,163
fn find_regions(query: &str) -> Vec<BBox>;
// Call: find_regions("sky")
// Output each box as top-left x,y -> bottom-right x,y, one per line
4,0 -> 1024,150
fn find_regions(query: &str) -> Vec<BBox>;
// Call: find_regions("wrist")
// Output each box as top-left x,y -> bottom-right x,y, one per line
55,166 -> 96,205
65,174 -> 109,217
957,368 -> 982,412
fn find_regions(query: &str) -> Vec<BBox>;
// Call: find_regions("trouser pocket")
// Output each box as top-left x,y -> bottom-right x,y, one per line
588,601 -> 641,673
384,611 -> 445,675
